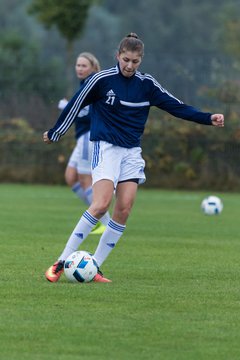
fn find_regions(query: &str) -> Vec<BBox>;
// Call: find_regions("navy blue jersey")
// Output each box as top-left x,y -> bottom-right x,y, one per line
48,64 -> 212,148
72,74 -> 96,139
74,105 -> 90,139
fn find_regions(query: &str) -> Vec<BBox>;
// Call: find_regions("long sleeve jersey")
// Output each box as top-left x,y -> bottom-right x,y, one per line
70,75 -> 94,140
48,64 -> 212,148
74,105 -> 90,140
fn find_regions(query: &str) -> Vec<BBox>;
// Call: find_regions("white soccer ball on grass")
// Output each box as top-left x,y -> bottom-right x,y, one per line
64,251 -> 98,283
201,195 -> 223,215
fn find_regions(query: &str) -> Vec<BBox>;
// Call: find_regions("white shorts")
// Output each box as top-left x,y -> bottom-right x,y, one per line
91,141 -> 146,188
67,131 -> 92,175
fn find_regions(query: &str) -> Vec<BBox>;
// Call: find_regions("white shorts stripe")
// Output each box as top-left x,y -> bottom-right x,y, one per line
92,141 -> 100,170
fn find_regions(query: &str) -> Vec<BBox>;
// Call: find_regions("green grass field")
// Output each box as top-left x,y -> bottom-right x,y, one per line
1,183 -> 240,360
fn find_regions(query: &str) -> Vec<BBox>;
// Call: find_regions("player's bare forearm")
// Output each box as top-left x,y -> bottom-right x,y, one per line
211,114 -> 224,127
43,131 -> 52,144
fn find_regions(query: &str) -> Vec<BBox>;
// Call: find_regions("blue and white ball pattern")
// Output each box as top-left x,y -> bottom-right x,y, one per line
64,251 -> 98,283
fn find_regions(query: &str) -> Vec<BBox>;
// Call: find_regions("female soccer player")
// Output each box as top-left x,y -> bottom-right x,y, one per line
43,33 -> 224,283
59,52 -> 110,234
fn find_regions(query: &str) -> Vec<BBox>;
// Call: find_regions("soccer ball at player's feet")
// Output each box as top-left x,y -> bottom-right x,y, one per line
64,251 -> 98,283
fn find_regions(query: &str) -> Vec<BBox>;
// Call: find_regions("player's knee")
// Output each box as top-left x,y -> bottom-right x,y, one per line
65,171 -> 75,187
121,207 -> 131,219
91,199 -> 111,217
98,202 -> 111,215
114,205 -> 132,223
65,174 -> 72,186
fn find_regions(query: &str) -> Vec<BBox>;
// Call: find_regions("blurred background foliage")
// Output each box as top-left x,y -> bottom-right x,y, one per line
0,0 -> 240,189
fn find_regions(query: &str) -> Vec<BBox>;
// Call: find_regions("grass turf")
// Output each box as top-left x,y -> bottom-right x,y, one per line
1,183 -> 240,359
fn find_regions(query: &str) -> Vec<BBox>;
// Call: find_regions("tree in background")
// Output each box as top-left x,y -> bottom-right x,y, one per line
28,0 -> 97,97
198,2 -> 240,123
221,3 -> 240,60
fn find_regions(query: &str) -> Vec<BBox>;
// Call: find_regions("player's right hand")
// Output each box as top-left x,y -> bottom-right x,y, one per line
43,131 -> 52,144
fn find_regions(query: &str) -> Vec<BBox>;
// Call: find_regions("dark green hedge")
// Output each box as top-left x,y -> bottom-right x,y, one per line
1,115 -> 240,190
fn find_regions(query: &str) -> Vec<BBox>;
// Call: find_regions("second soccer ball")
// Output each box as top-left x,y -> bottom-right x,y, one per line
201,195 -> 223,215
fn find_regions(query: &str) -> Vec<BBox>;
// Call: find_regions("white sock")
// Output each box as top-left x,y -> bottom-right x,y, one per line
84,186 -> 93,205
58,211 -> 98,261
99,212 -> 111,226
72,182 -> 86,202
93,219 -> 126,267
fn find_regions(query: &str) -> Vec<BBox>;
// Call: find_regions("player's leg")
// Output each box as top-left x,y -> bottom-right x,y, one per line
45,141 -> 118,283
93,181 -> 138,268
59,179 -> 113,258
65,144 -> 86,202
65,165 -> 78,187
92,146 -> 145,273
45,179 -> 114,282
77,135 -> 111,229
112,180 -> 138,224
79,173 -> 111,229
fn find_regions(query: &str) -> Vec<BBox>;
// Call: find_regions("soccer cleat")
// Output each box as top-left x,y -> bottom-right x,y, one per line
90,222 -> 106,235
45,260 -> 65,282
93,269 -> 112,283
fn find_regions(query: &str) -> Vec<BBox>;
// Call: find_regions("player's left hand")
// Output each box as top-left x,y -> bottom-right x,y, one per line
43,131 -> 52,144
211,114 -> 224,127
